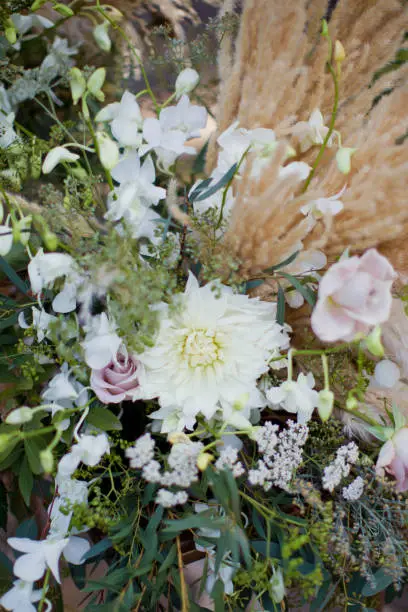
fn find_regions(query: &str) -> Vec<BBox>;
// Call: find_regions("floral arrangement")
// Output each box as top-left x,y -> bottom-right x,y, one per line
0,0 -> 407,611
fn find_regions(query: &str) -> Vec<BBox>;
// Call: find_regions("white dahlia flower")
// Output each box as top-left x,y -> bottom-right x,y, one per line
139,273 -> 290,430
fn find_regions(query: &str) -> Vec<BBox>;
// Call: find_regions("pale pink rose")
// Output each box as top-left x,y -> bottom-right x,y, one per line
91,350 -> 143,404
311,249 -> 396,342
376,428 -> 408,492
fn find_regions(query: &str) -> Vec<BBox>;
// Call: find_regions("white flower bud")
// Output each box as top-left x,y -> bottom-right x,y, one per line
93,22 -> 111,52
0,224 -> 13,256
42,147 -> 80,174
95,131 -> 119,170
175,68 -> 200,99
336,147 -> 357,174
69,67 -> 86,105
87,68 -> 106,102
374,360 -> 400,389
334,40 -> 346,63
269,567 -> 285,603
6,406 -> 33,425
167,432 -> 190,445
317,389 -> 334,422
13,215 -> 32,246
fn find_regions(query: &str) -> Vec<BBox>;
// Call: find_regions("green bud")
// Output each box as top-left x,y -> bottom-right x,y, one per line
317,389 -> 334,422
321,19 -> 329,37
53,4 -> 74,17
0,433 -> 18,454
13,216 -> 32,246
93,22 -> 111,52
346,395 -> 358,411
269,567 -> 285,603
5,20 -> 17,45
364,325 -> 384,357
43,230 -> 58,251
336,147 -> 357,175
31,0 -> 48,9
40,449 -> 54,473
87,68 -> 106,100
6,407 -> 33,425
70,166 -> 88,180
69,67 -> 86,105
81,96 -> 90,120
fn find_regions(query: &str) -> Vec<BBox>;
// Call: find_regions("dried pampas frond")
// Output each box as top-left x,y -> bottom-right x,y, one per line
211,0 -> 408,276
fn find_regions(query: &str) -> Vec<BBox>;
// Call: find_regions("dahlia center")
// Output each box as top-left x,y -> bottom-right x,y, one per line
181,329 -> 224,369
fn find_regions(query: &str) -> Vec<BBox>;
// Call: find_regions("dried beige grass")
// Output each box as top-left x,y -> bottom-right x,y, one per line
210,0 -> 408,277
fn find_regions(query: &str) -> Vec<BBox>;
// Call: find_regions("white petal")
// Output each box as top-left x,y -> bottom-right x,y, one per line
63,536 -> 90,564
13,553 -> 46,582
0,225 -> 13,256
43,538 -> 69,583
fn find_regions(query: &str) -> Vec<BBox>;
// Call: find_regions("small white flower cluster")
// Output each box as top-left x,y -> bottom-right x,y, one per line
342,476 -> 365,501
248,421 -> 308,491
322,442 -> 359,492
215,446 -> 245,478
126,433 -> 203,506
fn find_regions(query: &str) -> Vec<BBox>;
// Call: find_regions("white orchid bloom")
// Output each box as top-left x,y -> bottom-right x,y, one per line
278,161 -> 311,182
81,312 -> 122,369
18,307 -> 57,342
27,249 -> 75,295
96,91 -> 142,147
40,37 -> 77,75
11,14 -> 54,35
57,433 -> 110,478
292,108 -> 333,153
301,185 -> 346,219
8,535 -> 89,584
0,579 -> 43,612
266,372 -> 319,424
42,363 -> 88,431
42,146 -> 80,174
159,95 -> 207,139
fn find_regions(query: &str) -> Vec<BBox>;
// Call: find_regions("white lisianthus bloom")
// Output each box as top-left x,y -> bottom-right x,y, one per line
8,535 -> 89,584
266,372 -> 319,424
96,91 -> 143,147
292,108 -> 333,153
42,146 -> 79,174
139,273 -> 290,430
81,312 -> 122,369
0,579 -> 42,612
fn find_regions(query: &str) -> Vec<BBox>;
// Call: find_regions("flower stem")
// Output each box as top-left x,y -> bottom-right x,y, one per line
38,568 -> 51,612
302,49 -> 339,193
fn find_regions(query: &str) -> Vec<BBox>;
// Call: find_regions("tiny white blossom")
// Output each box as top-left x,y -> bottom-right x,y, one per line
342,476 -> 364,501
156,489 -> 188,507
322,442 -> 359,492
215,446 -> 245,478
126,433 -> 155,468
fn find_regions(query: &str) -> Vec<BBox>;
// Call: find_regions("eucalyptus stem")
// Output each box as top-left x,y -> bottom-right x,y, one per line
20,426 -> 55,440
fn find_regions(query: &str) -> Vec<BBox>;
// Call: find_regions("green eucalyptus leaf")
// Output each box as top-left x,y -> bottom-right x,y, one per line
87,405 -> 122,431
277,285 -> 285,325
194,163 -> 238,202
18,454 -> 33,506
264,250 -> 300,273
279,273 -> 316,307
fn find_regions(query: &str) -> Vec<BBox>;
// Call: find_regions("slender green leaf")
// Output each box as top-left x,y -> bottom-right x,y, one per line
194,164 -> 238,202
192,140 -> 209,176
0,256 -> 29,295
82,538 -> 112,562
189,177 -> 213,202
264,250 -> 300,273
24,437 -> 47,475
280,272 -> 316,306
18,455 -> 34,506
361,568 -> 394,596
276,285 -> 285,325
